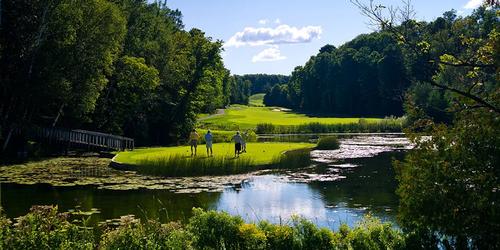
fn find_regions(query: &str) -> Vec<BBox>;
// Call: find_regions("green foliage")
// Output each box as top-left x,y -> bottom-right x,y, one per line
0,0 -> 231,151
188,208 -> 245,249
390,7 -> 500,249
0,206 -> 408,249
256,118 -> 404,134
316,136 -> 340,150
265,32 -> 408,116
230,74 -> 291,104
100,216 -> 191,250
394,111 -> 500,249
2,206 -> 95,249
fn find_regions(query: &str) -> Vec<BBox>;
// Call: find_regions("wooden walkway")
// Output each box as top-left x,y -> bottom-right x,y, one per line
30,127 -> 134,151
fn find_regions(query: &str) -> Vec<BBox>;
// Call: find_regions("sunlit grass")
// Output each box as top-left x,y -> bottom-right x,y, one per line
114,142 -> 315,176
115,142 -> 314,165
198,105 -> 386,131
248,93 -> 265,107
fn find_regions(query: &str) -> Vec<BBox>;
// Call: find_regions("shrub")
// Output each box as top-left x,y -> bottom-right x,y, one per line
0,209 -> 11,250
0,206 -> 408,249
258,221 -> 296,250
316,136 -> 340,150
347,215 -> 406,250
188,208 -> 245,249
6,205 -> 95,249
100,216 -> 191,250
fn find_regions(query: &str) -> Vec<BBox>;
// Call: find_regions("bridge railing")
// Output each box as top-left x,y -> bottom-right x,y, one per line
30,127 -> 134,151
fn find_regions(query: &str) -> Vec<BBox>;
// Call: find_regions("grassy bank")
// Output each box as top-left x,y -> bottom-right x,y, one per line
114,142 -> 315,176
0,205 -> 407,249
198,105 -> 388,131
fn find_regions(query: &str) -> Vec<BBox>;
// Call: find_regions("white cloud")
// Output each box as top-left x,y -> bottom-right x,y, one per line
225,24 -> 322,47
464,0 -> 483,9
258,19 -> 268,25
274,18 -> 281,24
252,46 -> 286,62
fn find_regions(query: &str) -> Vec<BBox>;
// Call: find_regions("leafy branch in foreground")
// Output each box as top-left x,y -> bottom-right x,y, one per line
351,0 -> 499,114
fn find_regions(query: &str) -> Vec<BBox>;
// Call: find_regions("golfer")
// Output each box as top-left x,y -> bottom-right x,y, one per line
205,130 -> 213,157
232,131 -> 243,157
189,129 -> 199,156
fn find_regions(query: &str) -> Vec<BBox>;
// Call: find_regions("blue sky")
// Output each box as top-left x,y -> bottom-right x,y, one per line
165,0 -> 483,75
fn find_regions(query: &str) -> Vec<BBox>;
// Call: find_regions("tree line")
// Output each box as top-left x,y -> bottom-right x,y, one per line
229,74 -> 290,105
0,0 -> 233,152
264,35 -> 407,116
263,8 -> 497,120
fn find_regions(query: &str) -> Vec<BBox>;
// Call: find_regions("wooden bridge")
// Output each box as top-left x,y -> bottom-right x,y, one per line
30,127 -> 134,151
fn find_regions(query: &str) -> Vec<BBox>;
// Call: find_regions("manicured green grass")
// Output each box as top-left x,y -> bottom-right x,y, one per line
248,93 -> 265,107
114,142 -> 315,166
198,105 -> 385,130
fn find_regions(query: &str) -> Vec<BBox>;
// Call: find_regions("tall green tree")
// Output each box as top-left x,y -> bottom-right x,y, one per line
0,0 -> 126,152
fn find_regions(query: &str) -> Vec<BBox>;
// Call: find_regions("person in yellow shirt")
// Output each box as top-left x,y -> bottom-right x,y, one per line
189,129 -> 200,156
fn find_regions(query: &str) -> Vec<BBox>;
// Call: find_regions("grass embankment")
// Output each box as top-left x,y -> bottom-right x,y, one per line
114,142 -> 315,177
0,206 -> 407,249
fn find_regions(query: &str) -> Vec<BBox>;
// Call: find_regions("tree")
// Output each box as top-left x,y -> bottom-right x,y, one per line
0,0 -> 126,152
353,1 -> 499,248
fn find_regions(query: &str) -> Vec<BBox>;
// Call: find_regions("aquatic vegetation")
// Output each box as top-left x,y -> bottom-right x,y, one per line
137,155 -> 256,177
316,136 -> 340,150
272,148 -> 312,170
114,142 -> 315,177
256,118 -> 404,134
0,156 -> 252,193
0,206 -> 407,249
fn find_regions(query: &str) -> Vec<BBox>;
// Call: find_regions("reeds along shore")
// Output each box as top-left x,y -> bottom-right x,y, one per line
256,118 -> 404,134
136,149 -> 313,177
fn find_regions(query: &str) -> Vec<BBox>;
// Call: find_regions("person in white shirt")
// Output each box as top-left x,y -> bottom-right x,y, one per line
205,130 -> 213,157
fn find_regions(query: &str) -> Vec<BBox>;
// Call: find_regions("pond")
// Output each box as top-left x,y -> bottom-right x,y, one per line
0,134 -> 410,230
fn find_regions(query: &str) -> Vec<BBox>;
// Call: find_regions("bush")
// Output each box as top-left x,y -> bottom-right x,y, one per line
0,206 -> 408,249
188,208 -> 245,249
100,216 -> 191,250
4,206 -> 95,249
316,136 -> 340,150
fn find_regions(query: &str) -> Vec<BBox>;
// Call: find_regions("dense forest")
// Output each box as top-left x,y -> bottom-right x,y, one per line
264,8 -> 497,119
0,0 -> 232,150
264,35 -> 407,116
229,74 -> 290,104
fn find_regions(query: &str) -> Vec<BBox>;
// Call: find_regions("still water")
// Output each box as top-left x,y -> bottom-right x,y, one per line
0,135 -> 408,230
